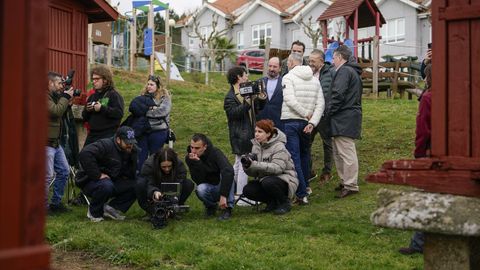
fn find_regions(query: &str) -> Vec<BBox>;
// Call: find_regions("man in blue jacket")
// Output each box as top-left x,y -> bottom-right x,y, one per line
257,57 -> 284,131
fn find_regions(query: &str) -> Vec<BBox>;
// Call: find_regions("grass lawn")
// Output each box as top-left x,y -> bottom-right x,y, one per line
47,70 -> 423,269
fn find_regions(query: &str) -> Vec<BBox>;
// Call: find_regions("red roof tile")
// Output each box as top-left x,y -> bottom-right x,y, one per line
210,0 -> 250,15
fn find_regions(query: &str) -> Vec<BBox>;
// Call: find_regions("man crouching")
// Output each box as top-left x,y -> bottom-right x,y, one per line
185,133 -> 235,221
76,126 -> 138,222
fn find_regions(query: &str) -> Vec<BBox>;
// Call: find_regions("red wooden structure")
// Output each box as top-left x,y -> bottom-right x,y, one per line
48,0 -> 118,99
0,1 -> 116,269
367,0 -> 480,197
317,0 -> 385,57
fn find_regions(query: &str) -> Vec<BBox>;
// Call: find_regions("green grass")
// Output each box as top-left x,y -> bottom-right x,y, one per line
47,70 -> 423,269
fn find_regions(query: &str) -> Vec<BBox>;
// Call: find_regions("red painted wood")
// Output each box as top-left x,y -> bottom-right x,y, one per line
473,19 -> 480,157
439,4 -> 480,21
431,0 -> 448,156
367,170 -> 480,197
354,8 -> 358,58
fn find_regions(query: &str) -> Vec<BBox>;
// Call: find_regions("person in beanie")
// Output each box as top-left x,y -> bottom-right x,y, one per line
77,126 -> 138,222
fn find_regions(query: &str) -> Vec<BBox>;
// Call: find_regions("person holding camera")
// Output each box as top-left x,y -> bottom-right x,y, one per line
82,65 -> 124,145
224,66 -> 266,205
242,120 -> 299,215
128,75 -> 171,170
136,147 -> 194,217
281,52 -> 325,205
76,126 -> 138,222
45,71 -> 75,214
186,133 -> 235,220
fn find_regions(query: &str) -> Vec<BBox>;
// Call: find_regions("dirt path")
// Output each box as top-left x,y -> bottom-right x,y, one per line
51,249 -> 138,270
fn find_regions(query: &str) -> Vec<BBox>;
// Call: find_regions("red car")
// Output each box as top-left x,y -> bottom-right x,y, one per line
236,49 -> 265,72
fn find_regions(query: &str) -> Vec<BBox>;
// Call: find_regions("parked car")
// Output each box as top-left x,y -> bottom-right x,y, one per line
236,49 -> 265,73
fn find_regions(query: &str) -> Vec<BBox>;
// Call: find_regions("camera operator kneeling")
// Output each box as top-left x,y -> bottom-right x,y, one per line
136,147 -> 194,219
242,119 -> 299,215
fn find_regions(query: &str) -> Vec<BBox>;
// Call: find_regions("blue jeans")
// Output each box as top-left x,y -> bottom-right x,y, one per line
45,146 -> 70,206
137,129 -> 168,171
283,120 -> 311,198
195,182 -> 235,209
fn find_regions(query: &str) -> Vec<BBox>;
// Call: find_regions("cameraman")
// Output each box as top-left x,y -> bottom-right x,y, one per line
224,66 -> 266,204
45,71 -> 74,214
136,147 -> 194,216
242,120 -> 298,215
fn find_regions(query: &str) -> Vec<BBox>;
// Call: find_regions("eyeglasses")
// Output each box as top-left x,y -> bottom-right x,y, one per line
92,77 -> 102,82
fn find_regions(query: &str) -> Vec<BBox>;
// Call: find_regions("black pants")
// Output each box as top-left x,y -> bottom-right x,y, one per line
309,117 -> 333,175
82,178 -> 136,218
135,176 -> 195,214
243,177 -> 289,205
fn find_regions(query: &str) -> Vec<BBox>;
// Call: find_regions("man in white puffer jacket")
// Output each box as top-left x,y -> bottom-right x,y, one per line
281,52 -> 325,205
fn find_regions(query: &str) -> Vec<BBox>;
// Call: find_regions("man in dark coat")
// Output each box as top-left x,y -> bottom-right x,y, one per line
280,40 -> 308,76
82,65 -> 124,145
224,66 -> 265,199
185,133 -> 235,221
308,49 -> 334,184
328,45 -> 363,198
77,126 -> 138,222
257,57 -> 284,131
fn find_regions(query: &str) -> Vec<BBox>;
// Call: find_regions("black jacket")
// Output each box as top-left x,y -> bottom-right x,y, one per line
141,155 -> 188,198
327,60 -> 363,139
185,137 -> 234,197
82,86 -> 124,133
224,86 -> 265,155
257,76 -> 284,130
316,62 -> 334,136
78,137 -> 137,182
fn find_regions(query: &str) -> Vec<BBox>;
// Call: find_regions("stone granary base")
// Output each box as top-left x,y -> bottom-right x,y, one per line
371,189 -> 480,270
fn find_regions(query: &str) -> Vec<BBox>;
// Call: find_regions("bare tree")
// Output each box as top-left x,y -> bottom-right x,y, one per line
187,12 -> 233,84
296,15 -> 322,49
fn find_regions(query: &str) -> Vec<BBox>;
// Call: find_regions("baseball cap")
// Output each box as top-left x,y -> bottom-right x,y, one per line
115,126 -> 137,144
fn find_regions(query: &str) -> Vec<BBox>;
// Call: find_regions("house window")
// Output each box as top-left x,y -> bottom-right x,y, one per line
189,37 -> 196,49
200,26 -> 213,39
292,29 -> 300,44
381,18 -> 405,43
252,23 -> 272,46
237,31 -> 244,50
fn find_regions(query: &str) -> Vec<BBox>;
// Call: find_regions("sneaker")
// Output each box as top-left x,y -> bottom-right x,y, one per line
217,208 -> 232,221
236,197 -> 256,207
103,205 -> 126,221
273,202 -> 291,215
87,208 -> 104,222
306,187 -> 313,195
335,188 -> 359,199
294,196 -> 309,205
307,173 -> 318,182
48,203 -> 71,215
205,206 -> 217,218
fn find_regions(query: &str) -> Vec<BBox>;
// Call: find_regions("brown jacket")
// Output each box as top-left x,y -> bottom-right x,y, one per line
47,91 -> 70,147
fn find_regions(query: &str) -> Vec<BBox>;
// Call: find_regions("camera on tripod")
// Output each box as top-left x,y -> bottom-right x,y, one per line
239,79 -> 264,97
63,69 -> 82,97
151,182 -> 189,229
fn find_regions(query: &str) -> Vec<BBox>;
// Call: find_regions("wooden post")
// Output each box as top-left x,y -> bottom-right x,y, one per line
165,9 -> 171,87
263,37 -> 271,76
88,23 -> 94,75
322,20 -> 328,50
148,1 -> 154,75
353,9 -> 358,58
205,55 -> 209,85
372,35 -> 379,97
130,8 -> 137,72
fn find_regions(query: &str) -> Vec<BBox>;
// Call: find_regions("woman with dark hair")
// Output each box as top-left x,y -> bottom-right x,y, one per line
129,75 -> 171,170
242,119 -> 299,215
224,66 -> 266,205
136,147 -> 194,215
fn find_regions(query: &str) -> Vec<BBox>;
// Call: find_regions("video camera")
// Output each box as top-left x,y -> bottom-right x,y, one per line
63,69 -> 82,97
239,79 -> 265,97
151,183 -> 189,229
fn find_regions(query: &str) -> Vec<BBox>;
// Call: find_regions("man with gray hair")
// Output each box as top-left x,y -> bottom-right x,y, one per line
281,52 -> 325,205
328,45 -> 363,198
308,49 -> 334,184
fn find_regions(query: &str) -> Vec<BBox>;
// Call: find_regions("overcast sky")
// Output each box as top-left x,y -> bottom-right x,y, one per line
117,0 -> 203,16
